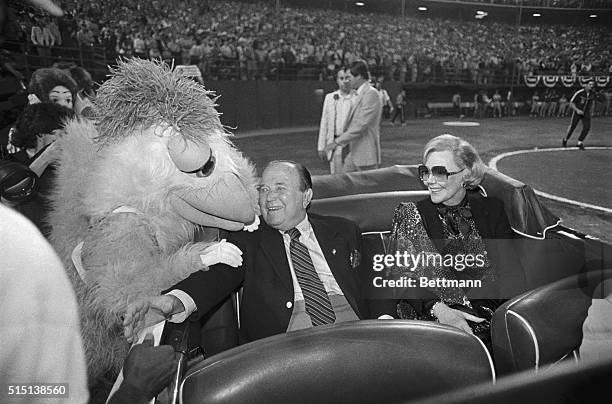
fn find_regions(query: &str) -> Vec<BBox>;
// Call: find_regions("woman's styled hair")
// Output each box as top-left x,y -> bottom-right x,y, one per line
422,134 -> 486,188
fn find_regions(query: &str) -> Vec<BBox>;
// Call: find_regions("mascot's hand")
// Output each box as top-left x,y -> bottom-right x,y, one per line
199,239 -> 243,268
123,295 -> 183,344
243,215 -> 260,232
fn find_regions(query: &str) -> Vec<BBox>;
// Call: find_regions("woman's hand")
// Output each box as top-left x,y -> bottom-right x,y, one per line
432,302 -> 485,335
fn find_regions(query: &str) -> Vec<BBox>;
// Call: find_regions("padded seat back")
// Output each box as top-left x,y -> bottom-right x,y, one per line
180,320 -> 495,404
310,190 -> 428,233
415,354 -> 612,404
491,269 -> 612,375
312,165 -> 560,239
312,164 -> 422,199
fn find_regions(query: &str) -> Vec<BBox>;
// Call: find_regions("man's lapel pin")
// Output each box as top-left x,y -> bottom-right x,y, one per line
350,249 -> 361,269
332,248 -> 337,255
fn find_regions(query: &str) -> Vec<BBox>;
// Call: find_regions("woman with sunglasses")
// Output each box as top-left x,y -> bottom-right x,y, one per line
387,134 -> 525,347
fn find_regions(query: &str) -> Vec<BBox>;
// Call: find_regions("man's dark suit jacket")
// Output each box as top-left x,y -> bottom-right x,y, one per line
409,192 -> 527,314
172,213 -> 389,344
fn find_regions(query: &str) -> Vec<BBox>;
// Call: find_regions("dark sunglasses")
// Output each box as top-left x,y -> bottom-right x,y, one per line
418,165 -> 464,182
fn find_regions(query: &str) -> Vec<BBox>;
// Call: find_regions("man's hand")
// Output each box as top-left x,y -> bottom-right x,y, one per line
110,333 -> 178,403
123,295 -> 184,343
323,141 -> 339,154
576,109 -> 584,115
433,302 -> 484,335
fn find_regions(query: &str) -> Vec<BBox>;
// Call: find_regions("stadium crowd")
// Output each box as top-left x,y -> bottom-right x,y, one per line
5,0 -> 611,82
465,0 -> 610,7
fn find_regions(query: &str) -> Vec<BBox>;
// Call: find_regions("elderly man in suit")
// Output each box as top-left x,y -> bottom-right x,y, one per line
323,60 -> 382,172
124,160 -> 393,345
317,67 -> 356,174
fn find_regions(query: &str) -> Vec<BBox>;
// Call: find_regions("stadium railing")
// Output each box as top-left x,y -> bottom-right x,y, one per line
7,41 -> 607,86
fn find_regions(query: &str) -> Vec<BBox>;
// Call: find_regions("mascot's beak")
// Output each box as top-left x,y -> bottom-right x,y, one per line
169,174 -> 255,231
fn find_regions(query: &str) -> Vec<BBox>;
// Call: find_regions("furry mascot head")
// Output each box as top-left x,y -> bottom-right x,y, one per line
46,58 -> 258,392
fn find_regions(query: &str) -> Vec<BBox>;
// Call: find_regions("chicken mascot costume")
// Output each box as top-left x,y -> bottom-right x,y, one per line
46,59 -> 258,398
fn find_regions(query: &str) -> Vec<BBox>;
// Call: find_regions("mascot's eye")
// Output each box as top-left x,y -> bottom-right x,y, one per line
193,154 -> 216,178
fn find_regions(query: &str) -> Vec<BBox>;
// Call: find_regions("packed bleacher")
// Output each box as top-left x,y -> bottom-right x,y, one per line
3,0 -> 611,83
457,0 -> 611,8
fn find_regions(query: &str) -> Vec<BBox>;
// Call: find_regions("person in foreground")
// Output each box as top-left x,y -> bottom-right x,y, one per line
387,134 -> 526,345
124,160 -> 393,345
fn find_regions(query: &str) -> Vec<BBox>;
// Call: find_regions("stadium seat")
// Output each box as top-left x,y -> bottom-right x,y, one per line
491,269 -> 612,376
311,166 -> 610,292
313,165 -> 561,238
190,167 -> 611,362
479,168 -> 560,239
312,164 -> 423,199
413,353 -> 612,404
310,190 -> 427,233
179,320 -> 495,404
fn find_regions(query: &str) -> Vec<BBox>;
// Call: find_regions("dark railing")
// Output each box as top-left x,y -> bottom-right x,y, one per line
5,41 -> 608,87
4,41 -> 112,82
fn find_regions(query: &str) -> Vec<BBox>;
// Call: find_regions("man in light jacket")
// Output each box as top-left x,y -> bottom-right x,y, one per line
323,60 -> 382,172
317,67 -> 356,174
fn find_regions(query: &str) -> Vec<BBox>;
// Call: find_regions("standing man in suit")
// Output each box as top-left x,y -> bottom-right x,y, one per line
323,60 -> 382,173
124,160 -> 393,345
317,67 -> 356,174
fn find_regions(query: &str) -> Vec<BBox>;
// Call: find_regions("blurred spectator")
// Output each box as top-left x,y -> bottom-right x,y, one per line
0,203 -> 89,404
391,88 -> 406,126
530,91 -> 541,117
375,81 -> 393,121
492,89 -> 503,118
452,91 -> 462,118
557,92 -> 570,117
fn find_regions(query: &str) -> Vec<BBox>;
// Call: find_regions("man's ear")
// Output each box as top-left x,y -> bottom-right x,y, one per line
303,188 -> 313,208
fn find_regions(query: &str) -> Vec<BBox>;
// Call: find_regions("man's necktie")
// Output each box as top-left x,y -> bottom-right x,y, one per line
286,228 -> 336,326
